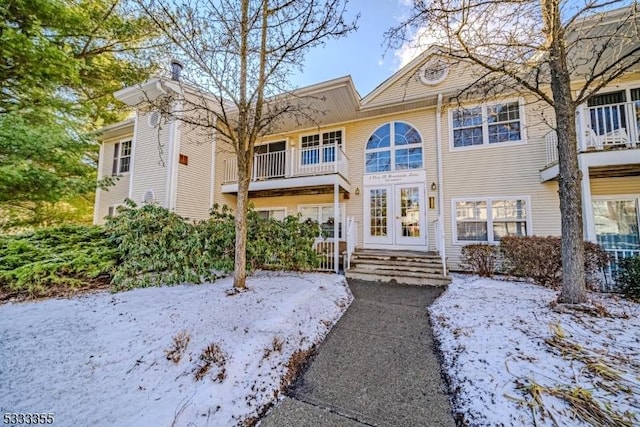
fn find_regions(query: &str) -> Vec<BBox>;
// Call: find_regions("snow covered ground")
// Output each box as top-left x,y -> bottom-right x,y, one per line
431,275 -> 640,426
0,272 -> 352,426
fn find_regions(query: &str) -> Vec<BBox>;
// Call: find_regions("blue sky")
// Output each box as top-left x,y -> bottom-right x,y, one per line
290,0 -> 413,97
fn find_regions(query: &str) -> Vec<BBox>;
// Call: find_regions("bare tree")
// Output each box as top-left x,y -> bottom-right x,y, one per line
134,0 -> 356,289
389,1 -> 640,303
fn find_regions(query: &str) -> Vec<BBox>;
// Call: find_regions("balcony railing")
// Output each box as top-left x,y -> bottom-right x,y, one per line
602,248 -> 640,291
544,101 -> 640,166
223,144 -> 349,184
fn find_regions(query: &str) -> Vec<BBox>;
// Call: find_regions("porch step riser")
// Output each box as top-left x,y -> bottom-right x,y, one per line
346,270 -> 451,287
354,250 -> 440,257
351,259 -> 444,269
351,254 -> 442,264
348,267 -> 449,279
351,264 -> 444,274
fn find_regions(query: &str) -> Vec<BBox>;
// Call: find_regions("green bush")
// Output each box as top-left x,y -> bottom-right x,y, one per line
615,256 -> 640,300
247,213 -> 321,271
0,224 -> 118,296
105,201 -> 218,290
499,236 -> 609,289
0,202 -> 323,295
105,201 -> 322,290
461,244 -> 498,277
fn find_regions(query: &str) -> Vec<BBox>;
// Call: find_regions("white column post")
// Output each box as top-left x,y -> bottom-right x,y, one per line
580,157 -> 596,242
577,103 -> 588,152
334,182 -> 340,273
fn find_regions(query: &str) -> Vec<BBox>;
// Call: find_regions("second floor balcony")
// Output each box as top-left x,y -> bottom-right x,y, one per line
542,99 -> 640,181
221,143 -> 351,194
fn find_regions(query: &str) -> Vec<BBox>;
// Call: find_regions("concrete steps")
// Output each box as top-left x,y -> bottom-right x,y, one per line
346,249 -> 451,286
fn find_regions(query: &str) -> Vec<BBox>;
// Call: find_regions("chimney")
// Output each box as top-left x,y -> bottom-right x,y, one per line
170,59 -> 184,81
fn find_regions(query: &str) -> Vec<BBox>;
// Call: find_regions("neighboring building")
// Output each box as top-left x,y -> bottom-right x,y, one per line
94,77 -> 215,224
95,15 -> 640,283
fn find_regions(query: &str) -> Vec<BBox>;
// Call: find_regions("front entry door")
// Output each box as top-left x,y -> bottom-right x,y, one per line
365,183 -> 427,248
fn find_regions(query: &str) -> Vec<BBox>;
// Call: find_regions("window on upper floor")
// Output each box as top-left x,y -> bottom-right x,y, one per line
365,122 -> 423,173
112,140 -> 131,175
454,198 -> 529,243
451,100 -> 524,149
300,130 -> 343,165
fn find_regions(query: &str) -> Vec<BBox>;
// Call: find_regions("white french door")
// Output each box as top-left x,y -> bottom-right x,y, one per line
364,183 -> 427,248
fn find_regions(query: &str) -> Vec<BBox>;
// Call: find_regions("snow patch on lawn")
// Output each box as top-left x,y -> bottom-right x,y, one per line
0,272 -> 352,426
430,275 -> 640,426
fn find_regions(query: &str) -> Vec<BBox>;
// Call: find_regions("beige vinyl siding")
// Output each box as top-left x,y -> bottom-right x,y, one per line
251,194 -> 336,213
590,176 -> 640,196
130,110 -> 170,206
175,123 -> 213,221
94,140 -> 131,224
364,60 -> 488,109
441,97 -> 562,269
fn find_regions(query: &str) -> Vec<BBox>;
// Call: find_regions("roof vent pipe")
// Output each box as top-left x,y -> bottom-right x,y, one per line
170,59 -> 184,81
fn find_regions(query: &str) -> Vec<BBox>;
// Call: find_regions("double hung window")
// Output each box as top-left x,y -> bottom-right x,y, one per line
455,198 -> 529,243
451,101 -> 523,148
112,140 -> 132,175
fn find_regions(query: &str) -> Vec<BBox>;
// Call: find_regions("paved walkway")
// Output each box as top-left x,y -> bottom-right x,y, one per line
260,279 -> 455,427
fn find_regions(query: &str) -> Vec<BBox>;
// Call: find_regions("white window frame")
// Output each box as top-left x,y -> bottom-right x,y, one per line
451,196 -> 532,245
255,207 -> 287,220
364,121 -> 424,174
448,98 -> 527,151
112,139 -> 132,175
298,203 -> 346,239
299,127 -> 345,165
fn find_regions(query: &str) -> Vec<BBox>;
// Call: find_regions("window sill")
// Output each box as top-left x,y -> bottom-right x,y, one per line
453,240 -> 498,246
450,140 -> 527,152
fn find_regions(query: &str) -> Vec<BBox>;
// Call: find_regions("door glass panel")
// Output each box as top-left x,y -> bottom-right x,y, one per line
301,135 -> 320,165
594,200 -> 640,250
322,130 -> 342,163
255,141 -> 286,178
400,187 -> 420,237
370,189 -> 388,237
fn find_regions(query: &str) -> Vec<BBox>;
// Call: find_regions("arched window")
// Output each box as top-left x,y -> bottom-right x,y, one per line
365,122 -> 423,173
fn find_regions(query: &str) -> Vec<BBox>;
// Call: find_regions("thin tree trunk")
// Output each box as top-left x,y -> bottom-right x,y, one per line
234,153 -> 252,289
544,0 -> 587,303
234,0 -> 251,290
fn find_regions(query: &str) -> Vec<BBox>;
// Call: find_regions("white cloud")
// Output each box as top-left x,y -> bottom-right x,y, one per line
393,25 -> 444,69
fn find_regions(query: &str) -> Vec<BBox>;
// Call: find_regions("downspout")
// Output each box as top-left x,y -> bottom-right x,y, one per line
334,183 -> 340,273
165,100 -> 182,211
209,126 -> 217,208
436,93 -> 447,275
128,110 -> 139,200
